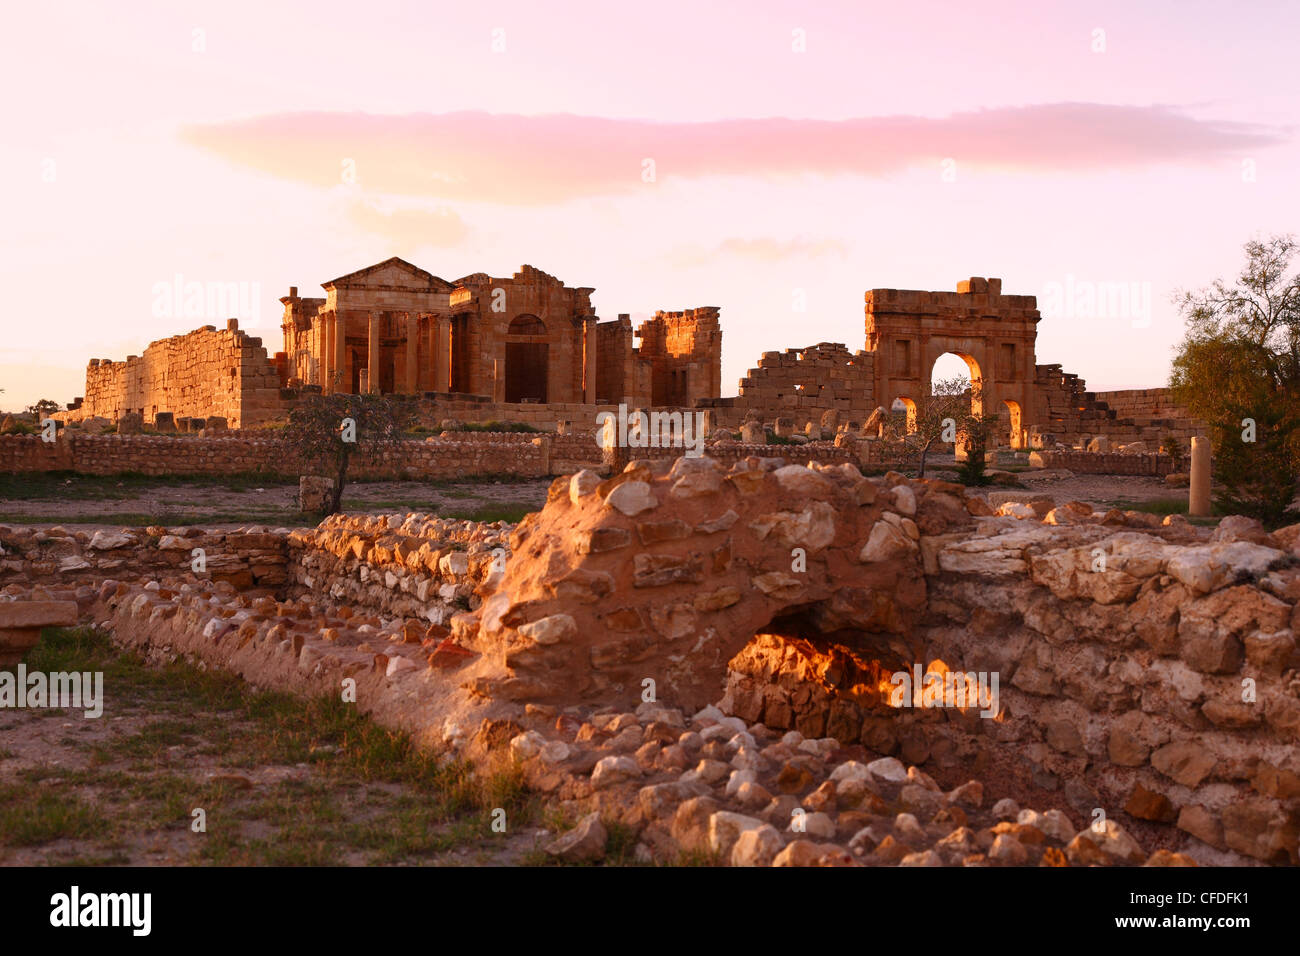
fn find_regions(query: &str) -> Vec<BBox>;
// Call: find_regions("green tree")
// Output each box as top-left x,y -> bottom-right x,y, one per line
882,376 -> 984,479
25,398 -> 60,420
283,393 -> 414,514
955,407 -> 994,486
1170,234 -> 1300,525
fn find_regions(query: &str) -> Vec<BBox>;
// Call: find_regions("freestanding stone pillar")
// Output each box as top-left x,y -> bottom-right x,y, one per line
368,312 -> 381,394
1189,435 -> 1211,517
583,316 -> 599,404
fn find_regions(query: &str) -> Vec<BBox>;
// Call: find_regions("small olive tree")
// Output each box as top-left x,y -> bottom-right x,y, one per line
283,393 -> 414,514
1170,234 -> 1300,525
881,376 -> 985,478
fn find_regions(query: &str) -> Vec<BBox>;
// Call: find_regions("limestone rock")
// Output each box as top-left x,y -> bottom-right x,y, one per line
546,812 -> 607,862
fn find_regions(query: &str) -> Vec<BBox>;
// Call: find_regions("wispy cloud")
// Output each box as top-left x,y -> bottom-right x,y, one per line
181,104 -> 1286,205
345,199 -> 470,247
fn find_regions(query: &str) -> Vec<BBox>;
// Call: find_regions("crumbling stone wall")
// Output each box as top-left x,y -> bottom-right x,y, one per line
454,456 -> 941,709
594,316 -> 654,405
1092,388 -> 1206,443
0,431 -> 858,480
724,343 -> 875,429
448,458 -> 1300,864
7,465 -> 1297,865
722,514 -> 1300,864
636,308 -> 722,408
286,513 -> 509,622
79,320 -> 284,429
1093,388 -> 1193,422
0,524 -> 287,592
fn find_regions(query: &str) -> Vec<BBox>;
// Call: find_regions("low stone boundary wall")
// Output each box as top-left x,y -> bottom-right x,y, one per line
0,433 -> 563,480
1032,450 -> 1190,476
0,433 -> 855,480
286,513 -> 508,623
0,524 -> 289,591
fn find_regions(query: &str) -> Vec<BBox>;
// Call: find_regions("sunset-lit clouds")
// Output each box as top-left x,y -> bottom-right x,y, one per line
181,104 -> 1284,204
346,199 -> 471,248
2,0 -> 1299,411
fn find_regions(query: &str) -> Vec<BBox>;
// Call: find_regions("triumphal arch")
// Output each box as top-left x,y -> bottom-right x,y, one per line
865,277 -> 1042,447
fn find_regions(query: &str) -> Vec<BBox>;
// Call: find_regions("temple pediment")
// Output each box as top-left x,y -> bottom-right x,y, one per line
323,257 -> 452,292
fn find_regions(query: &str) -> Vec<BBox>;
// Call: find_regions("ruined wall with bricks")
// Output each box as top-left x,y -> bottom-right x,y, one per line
716,343 -> 876,430
1093,388 -> 1186,420
7,467 -> 1299,864
286,513 -> 508,624
453,458 -> 1300,863
0,431 -> 855,480
635,308 -> 723,408
0,524 -> 288,593
0,433 -> 575,480
1092,388 -> 1205,440
78,321 -> 286,429
1033,369 -> 1203,447
593,317 -> 653,406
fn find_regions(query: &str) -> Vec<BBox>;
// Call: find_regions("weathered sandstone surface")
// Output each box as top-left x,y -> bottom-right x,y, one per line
3,458 -> 1297,865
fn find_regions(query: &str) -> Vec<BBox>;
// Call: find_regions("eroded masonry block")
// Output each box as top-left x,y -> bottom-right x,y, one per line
0,600 -> 78,665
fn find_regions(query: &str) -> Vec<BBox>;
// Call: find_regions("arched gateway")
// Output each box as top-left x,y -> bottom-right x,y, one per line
865,277 -> 1041,449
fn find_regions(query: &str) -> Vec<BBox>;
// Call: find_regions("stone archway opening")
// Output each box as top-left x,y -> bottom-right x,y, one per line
891,396 -> 917,433
930,351 -> 982,419
505,314 -> 549,403
1004,399 -> 1024,449
723,603 -> 913,739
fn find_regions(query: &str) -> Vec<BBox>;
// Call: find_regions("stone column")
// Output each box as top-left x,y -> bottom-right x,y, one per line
1189,435 -> 1211,517
405,312 -> 418,393
368,311 -> 381,394
334,312 -> 347,393
433,316 -> 450,391
321,315 -> 333,390
583,316 -> 598,404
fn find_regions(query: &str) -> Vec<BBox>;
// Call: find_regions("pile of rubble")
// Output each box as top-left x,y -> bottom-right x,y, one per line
510,702 -> 1193,867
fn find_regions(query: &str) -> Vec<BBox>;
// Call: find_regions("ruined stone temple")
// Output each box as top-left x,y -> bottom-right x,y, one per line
67,265 -> 1195,445
279,259 -> 722,408
69,258 -> 721,428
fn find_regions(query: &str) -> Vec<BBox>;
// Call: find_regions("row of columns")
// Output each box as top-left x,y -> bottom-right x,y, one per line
316,310 -> 601,401
318,311 -> 452,395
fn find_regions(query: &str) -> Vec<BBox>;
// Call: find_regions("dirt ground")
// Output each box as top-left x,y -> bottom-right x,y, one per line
922,454 -> 1183,513
0,475 -> 554,531
0,463 -> 1187,532
1009,470 -> 1177,511
0,628 -> 565,866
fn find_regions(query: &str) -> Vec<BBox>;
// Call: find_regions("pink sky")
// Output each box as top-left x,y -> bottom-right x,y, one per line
1,0 -> 1296,411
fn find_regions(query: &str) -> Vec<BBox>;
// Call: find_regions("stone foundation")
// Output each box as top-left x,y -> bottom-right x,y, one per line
4,459 -> 1297,866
